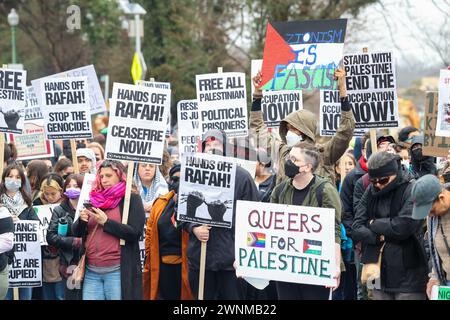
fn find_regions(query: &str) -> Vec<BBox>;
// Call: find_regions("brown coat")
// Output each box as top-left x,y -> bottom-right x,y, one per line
142,191 -> 193,300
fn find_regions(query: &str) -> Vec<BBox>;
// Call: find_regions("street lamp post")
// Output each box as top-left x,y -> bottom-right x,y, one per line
7,9 -> 19,64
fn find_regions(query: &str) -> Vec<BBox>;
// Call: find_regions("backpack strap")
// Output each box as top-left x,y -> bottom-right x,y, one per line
362,173 -> 370,190
315,181 -> 326,207
273,180 -> 288,203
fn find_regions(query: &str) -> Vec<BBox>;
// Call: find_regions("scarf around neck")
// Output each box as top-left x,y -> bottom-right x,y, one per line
1,192 -> 26,216
89,181 -> 126,210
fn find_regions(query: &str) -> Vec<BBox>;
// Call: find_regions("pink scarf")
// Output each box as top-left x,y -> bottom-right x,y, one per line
89,181 -> 126,210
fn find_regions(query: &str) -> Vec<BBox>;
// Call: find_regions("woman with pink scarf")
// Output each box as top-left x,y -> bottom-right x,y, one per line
72,160 -> 145,300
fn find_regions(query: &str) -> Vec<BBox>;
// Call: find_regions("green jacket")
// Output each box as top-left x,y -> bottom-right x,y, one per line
250,106 -> 355,186
270,176 -> 342,245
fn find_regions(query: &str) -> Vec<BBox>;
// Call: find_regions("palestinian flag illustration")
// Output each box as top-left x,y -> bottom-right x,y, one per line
247,232 -> 266,248
261,19 -> 347,91
303,239 -> 322,255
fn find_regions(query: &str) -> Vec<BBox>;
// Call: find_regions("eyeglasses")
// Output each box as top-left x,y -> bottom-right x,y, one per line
369,176 -> 391,186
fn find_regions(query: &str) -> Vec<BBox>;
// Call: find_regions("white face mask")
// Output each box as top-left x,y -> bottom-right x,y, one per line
286,131 -> 303,147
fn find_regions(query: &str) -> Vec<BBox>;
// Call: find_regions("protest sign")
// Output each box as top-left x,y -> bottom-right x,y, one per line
260,19 -> 347,91
251,59 -> 263,96
234,158 -> 257,179
40,77 -> 92,140
178,152 -> 237,228
343,51 -> 399,129
235,200 -> 337,287
431,286 -> 450,300
261,90 -> 303,127
105,82 -> 170,164
196,72 -> 248,138
8,220 -> 42,288
177,100 -> 201,155
74,173 -> 96,221
24,86 -> 42,121
423,92 -> 449,157
31,65 -> 106,115
436,70 -> 450,137
0,68 -> 27,134
319,90 -> 366,136
34,204 -> 59,246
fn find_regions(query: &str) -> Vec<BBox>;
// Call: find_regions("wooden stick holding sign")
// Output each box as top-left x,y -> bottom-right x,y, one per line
362,47 -> 378,154
1,64 -> 18,301
119,77 -> 156,246
70,139 -> 79,174
198,66 -> 224,299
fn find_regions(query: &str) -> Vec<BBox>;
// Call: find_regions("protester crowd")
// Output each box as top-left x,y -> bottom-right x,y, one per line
0,65 -> 449,302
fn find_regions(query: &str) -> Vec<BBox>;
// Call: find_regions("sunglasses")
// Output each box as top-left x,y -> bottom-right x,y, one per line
369,176 -> 390,186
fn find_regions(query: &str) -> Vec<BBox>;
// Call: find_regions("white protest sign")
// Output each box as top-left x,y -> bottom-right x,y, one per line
436,70 -> 450,137
343,51 -> 399,129
178,152 -> 236,228
8,120 -> 55,161
24,86 -> 42,121
235,200 -> 337,287
196,72 -> 248,138
105,82 -> 170,164
251,59 -> 263,96
31,65 -> 106,115
0,68 -> 27,134
319,90 -> 366,137
261,90 -> 303,128
41,76 -> 92,140
74,173 -> 96,221
34,204 -> 59,246
234,158 -> 257,179
177,100 -> 201,155
8,220 -> 42,288
431,285 -> 450,300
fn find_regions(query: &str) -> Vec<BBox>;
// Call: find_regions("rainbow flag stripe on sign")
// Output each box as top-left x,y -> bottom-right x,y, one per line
247,232 -> 266,248
303,239 -> 322,255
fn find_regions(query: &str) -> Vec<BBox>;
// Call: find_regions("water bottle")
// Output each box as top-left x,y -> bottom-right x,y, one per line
57,217 -> 68,236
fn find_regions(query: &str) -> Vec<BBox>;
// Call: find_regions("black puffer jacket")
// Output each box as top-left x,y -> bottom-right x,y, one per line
352,169 -> 428,293
46,200 -> 81,269
341,162 -> 367,237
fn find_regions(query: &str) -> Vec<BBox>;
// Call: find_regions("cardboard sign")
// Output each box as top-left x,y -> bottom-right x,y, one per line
343,51 -> 399,129
261,90 -> 303,128
105,82 -> 170,164
31,65 -> 106,115
178,153 -> 237,228
319,90 -> 366,137
74,173 -> 96,221
0,68 -> 27,134
8,221 -> 42,288
177,100 -> 201,155
41,77 -> 93,140
261,19 -> 347,91
235,200 -> 337,287
34,204 -> 59,246
423,92 -> 449,157
196,72 -> 248,138
436,70 -> 450,137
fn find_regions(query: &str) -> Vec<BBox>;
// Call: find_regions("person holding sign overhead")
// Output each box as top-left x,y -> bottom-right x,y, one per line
270,141 -> 342,299
250,68 -> 354,186
411,176 -> 450,298
183,129 -> 259,300
72,160 -> 145,300
1,164 -> 39,300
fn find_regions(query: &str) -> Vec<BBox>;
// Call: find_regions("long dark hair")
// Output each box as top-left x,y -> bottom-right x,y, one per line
0,164 -> 32,207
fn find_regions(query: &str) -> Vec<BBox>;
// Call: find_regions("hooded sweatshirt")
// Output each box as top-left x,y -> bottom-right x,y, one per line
250,99 -> 355,185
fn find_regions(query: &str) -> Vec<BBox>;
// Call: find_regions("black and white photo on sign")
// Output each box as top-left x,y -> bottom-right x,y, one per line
40,76 -> 92,140
177,152 -> 236,229
343,51 -> 399,129
24,86 -> 42,121
319,90 -> 366,137
261,90 -> 303,128
177,100 -> 201,155
0,68 -> 27,134
31,65 -> 106,115
196,72 -> 248,138
8,220 -> 42,288
104,82 -> 170,164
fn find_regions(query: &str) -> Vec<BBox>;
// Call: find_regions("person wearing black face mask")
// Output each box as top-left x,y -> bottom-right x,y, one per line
142,164 -> 193,300
410,135 -> 437,178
